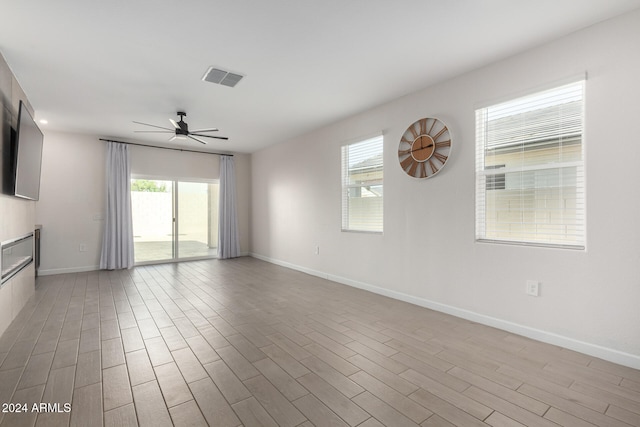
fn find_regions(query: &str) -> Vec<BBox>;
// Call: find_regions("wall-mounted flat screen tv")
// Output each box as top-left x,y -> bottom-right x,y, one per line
13,100 -> 43,201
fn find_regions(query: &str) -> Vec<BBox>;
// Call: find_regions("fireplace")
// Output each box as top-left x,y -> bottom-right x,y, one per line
1,232 -> 34,285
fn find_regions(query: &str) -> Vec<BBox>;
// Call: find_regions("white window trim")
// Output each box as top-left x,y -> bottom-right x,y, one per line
341,134 -> 384,234
475,79 -> 586,250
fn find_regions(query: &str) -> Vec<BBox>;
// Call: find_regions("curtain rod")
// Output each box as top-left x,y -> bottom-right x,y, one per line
99,138 -> 234,157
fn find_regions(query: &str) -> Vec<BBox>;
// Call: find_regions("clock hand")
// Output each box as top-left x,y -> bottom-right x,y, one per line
411,143 -> 434,153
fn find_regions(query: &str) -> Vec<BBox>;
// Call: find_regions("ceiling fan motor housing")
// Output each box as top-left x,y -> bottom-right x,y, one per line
176,112 -> 188,135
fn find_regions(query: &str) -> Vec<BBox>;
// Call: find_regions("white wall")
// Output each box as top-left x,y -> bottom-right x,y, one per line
36,132 -> 106,274
251,10 -> 640,368
36,133 -> 251,274
129,144 -> 220,179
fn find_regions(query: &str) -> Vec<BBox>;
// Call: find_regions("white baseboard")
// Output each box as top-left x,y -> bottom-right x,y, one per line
251,253 -> 327,278
38,265 -> 100,276
36,254 -> 252,276
250,252 -> 640,370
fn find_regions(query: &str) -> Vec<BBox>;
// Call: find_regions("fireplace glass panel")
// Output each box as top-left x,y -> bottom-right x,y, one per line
1,233 -> 34,284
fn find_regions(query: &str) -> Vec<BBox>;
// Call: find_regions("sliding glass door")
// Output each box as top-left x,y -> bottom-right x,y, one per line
131,179 -> 174,263
177,181 -> 219,259
131,178 -> 219,264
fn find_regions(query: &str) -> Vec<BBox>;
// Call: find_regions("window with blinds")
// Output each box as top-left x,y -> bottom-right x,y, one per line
341,135 -> 384,233
475,80 -> 585,249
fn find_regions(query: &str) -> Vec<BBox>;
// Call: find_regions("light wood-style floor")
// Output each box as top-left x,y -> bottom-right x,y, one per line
0,258 -> 639,427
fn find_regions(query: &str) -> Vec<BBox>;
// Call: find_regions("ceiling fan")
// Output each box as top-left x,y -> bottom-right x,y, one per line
133,111 -> 228,144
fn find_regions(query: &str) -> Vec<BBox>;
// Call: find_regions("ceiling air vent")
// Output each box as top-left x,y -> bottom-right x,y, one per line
202,67 -> 245,88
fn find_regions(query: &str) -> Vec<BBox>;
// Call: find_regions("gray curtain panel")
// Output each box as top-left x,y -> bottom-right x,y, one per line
218,156 -> 240,259
100,142 -> 134,269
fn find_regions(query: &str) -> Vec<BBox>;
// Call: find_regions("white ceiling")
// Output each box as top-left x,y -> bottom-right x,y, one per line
2,0 -> 639,153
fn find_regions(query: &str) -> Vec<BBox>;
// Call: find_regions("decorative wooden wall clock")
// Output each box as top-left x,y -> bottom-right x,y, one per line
398,117 -> 451,178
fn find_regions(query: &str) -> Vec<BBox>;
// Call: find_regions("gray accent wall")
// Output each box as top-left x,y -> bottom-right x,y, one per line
0,52 -> 36,338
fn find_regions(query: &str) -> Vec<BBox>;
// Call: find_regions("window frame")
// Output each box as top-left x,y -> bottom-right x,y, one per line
475,80 -> 586,249
130,175 -> 220,264
341,134 -> 384,234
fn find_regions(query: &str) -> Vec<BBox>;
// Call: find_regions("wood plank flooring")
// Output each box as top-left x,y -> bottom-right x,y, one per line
0,257 -> 639,426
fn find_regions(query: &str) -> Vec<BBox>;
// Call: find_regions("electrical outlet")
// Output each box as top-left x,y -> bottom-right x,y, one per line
79,243 -> 87,252
526,280 -> 540,297
314,245 -> 320,255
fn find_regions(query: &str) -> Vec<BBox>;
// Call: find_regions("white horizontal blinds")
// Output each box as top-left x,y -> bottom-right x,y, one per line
341,135 -> 384,232
476,80 -> 585,248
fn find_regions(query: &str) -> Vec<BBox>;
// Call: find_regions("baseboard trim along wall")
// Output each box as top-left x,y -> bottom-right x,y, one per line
250,252 -> 640,370
38,265 -> 101,276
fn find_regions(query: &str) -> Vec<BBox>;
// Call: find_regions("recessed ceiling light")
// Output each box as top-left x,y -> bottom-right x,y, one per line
39,119 -> 48,125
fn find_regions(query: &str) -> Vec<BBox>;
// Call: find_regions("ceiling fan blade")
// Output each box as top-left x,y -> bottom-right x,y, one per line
191,133 -> 229,140
190,128 -> 219,133
188,135 -> 208,145
133,121 -> 173,131
169,119 -> 180,129
133,130 -> 173,133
